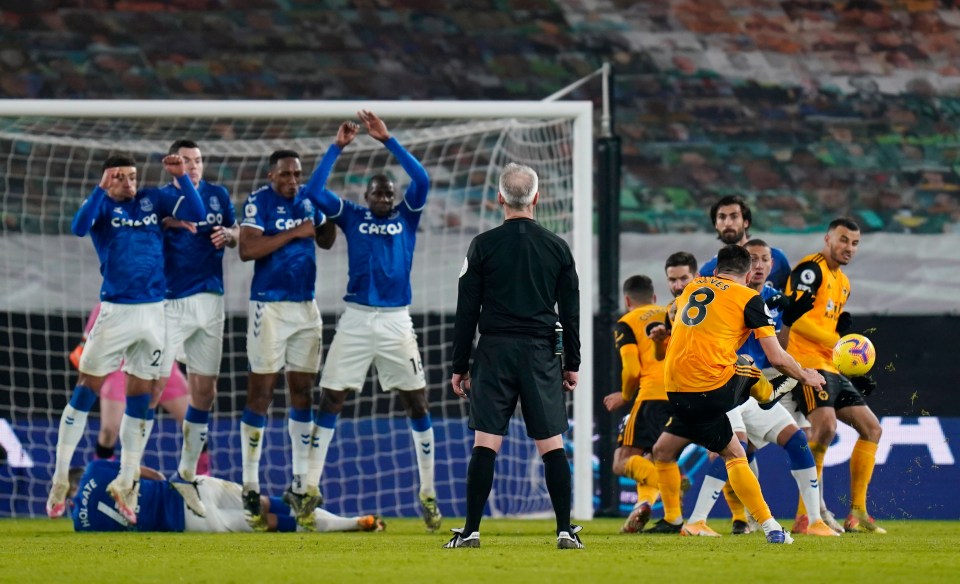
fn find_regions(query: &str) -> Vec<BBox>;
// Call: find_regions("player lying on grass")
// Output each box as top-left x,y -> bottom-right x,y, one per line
67,460 -> 384,534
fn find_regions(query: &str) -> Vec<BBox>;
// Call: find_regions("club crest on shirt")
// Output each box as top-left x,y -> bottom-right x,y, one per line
302,199 -> 314,214
209,196 -> 221,212
763,303 -> 777,321
140,198 -> 154,212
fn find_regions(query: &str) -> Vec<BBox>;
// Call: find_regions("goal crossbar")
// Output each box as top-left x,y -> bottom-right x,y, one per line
0,99 -> 594,520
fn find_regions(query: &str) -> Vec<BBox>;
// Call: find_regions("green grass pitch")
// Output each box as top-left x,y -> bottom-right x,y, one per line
2,518 -> 958,583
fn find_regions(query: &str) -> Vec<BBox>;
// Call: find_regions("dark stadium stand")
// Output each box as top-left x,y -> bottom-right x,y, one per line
1,0 -> 958,234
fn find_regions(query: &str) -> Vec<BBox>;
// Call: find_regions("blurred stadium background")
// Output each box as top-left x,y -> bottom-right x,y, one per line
1,0 -> 958,522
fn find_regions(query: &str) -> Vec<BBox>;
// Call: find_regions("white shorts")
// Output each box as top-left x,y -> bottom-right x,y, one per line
161,293 -> 225,377
727,404 -> 746,435
183,476 -> 251,533
778,391 -> 810,429
320,304 -> 425,392
738,398 -> 797,450
247,300 -> 322,374
78,301 -> 165,381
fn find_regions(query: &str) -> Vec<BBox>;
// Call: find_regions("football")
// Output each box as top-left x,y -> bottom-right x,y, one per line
833,333 -> 876,377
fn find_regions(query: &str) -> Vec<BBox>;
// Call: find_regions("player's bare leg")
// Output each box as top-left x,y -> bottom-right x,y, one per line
399,388 -> 440,530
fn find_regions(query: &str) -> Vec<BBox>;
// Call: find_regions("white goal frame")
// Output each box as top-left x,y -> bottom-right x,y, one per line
0,99 -> 594,520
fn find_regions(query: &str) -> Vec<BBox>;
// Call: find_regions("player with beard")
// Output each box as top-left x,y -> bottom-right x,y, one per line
681,240 -> 837,537
698,196 -> 790,290
785,218 -> 885,533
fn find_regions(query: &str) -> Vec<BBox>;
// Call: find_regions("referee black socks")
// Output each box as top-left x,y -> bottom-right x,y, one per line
463,446 -> 497,535
542,448 -> 572,536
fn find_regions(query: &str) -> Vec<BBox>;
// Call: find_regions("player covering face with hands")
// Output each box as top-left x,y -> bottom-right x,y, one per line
47,153 -> 205,523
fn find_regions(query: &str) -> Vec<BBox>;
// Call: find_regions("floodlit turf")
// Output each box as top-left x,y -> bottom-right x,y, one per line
2,517 -> 958,583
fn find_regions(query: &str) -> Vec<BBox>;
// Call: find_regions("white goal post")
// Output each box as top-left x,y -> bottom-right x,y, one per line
0,99 -> 593,520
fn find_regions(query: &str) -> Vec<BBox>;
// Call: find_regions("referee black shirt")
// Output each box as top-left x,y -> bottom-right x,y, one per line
452,217 -> 580,374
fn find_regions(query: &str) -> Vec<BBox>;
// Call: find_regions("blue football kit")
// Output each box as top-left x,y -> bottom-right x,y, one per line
71,174 -> 204,303
71,460 -> 185,532
163,180 -> 236,299
240,185 -> 326,302
303,137 -> 429,307
738,284 -> 783,369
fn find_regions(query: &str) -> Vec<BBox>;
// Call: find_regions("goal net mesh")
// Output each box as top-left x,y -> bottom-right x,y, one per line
0,110 -> 583,520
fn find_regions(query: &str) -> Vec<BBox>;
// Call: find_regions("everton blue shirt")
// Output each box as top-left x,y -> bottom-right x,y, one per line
71,460 -> 185,532
304,137 -> 429,307
240,185 -> 326,302
163,180 -> 236,299
737,284 -> 783,369
700,246 -> 791,291
71,174 -> 204,304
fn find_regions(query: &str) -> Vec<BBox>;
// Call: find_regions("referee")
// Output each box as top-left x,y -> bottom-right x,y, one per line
445,163 -> 583,550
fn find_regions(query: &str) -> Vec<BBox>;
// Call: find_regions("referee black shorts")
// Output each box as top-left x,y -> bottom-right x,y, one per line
665,370 -> 758,454
469,334 -> 569,440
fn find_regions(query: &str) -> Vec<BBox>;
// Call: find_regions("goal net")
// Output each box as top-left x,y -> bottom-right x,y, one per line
0,100 -> 593,521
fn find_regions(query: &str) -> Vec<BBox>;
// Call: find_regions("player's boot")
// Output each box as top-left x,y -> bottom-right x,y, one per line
242,489 -> 268,532
170,472 -> 207,518
106,478 -> 139,525
765,529 -> 794,544
806,519 -> 841,537
844,509 -> 887,534
620,502 -> 652,534
731,519 -> 752,535
420,494 -> 442,531
681,520 -> 721,537
46,481 -> 70,519
442,528 -> 480,548
758,374 -> 798,410
822,507 -> 845,533
282,485 -> 323,531
642,518 -> 683,534
791,514 -> 809,534
358,514 -> 386,532
557,524 -> 585,549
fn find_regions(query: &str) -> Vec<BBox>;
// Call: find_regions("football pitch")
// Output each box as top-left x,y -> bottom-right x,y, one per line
2,518 -> 958,583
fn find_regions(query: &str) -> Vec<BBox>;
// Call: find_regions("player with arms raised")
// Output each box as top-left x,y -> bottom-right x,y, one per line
237,150 -> 336,530
303,111 -> 440,530
47,153 -> 204,524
